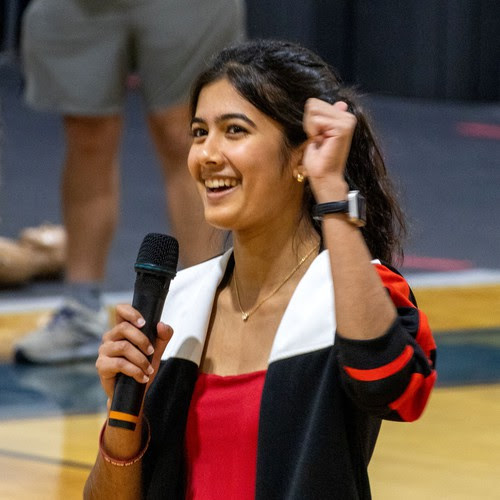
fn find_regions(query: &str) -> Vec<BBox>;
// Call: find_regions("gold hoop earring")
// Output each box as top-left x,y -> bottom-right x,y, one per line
295,173 -> 305,183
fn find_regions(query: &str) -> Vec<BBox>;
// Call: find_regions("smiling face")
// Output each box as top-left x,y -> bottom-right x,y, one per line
188,78 -> 305,236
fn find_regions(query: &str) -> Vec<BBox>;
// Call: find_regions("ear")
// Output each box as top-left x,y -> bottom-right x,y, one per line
292,168 -> 305,183
291,143 -> 307,182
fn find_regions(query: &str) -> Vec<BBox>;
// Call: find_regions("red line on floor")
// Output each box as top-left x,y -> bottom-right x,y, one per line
456,122 -> 500,140
403,255 -> 475,271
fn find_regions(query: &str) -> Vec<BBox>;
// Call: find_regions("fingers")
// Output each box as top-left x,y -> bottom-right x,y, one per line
301,99 -> 358,189
157,321 -> 174,344
103,318 -> 154,357
150,322 -> 174,367
305,97 -> 349,114
97,339 -> 152,398
303,98 -> 356,139
101,336 -> 153,377
115,303 -> 146,329
332,100 -> 349,112
96,303 -> 175,399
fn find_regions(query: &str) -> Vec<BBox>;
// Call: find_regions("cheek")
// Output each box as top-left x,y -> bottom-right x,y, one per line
187,148 -> 198,180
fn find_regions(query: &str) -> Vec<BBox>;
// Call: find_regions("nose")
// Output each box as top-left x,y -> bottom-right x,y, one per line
198,133 -> 223,166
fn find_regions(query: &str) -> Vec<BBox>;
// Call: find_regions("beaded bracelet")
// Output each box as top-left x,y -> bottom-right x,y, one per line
99,417 -> 150,467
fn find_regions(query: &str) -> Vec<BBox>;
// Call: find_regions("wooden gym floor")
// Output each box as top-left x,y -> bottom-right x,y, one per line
1,279 -> 499,499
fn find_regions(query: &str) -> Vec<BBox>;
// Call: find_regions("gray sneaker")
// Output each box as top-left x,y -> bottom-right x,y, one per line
13,300 -> 110,364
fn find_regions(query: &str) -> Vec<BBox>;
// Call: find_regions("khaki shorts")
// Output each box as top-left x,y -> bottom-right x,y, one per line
21,0 -> 246,115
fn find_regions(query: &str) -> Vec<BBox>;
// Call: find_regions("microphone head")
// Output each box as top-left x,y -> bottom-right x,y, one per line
134,233 -> 179,278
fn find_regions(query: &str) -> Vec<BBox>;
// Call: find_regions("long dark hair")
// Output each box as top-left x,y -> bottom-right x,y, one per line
190,39 -> 406,264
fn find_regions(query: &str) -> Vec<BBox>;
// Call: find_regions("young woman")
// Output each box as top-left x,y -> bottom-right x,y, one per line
85,39 -> 437,499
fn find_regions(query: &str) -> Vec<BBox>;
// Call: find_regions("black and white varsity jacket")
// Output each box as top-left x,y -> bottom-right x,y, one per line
142,250 -> 437,499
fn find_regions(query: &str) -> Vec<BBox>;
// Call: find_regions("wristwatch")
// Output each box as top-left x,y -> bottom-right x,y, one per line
312,190 -> 366,227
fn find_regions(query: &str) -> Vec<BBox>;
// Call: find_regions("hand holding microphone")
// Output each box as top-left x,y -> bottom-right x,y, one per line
96,233 -> 179,431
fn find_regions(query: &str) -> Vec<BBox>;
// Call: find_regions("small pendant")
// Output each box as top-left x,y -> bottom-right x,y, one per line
242,312 -> 249,321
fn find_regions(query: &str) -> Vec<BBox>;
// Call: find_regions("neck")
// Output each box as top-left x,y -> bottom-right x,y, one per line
231,222 -> 320,295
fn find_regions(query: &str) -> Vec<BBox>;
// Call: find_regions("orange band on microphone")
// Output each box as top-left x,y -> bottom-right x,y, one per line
108,410 -> 140,424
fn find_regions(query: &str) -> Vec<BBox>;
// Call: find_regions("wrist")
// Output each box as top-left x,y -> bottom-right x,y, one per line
312,190 -> 366,227
310,177 -> 349,203
100,416 -> 150,467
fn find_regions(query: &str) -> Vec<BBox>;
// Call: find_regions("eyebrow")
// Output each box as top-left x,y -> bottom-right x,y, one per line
191,113 -> 257,128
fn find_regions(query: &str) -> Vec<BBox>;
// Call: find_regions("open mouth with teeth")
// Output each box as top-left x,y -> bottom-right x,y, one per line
205,178 -> 238,192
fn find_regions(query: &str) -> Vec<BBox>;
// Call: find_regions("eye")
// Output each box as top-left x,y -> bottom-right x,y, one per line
191,126 -> 207,139
227,124 -> 247,135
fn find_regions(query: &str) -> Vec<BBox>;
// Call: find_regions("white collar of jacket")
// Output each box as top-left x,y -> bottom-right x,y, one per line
161,249 -> 336,365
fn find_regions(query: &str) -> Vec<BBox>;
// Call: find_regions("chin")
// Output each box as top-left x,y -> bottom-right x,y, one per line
204,210 -> 236,232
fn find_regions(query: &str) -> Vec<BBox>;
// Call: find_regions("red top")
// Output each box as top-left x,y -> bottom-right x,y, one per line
185,370 -> 267,499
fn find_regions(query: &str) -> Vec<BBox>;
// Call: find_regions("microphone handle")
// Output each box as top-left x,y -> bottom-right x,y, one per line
108,272 -> 170,430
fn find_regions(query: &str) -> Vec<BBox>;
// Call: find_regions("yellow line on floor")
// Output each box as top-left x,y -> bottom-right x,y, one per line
414,284 -> 500,332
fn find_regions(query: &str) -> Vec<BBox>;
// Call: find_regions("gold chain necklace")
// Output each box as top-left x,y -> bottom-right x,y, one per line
233,244 -> 320,321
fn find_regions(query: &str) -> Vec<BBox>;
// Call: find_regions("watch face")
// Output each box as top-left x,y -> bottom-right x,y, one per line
348,191 -> 367,227
358,194 -> 367,224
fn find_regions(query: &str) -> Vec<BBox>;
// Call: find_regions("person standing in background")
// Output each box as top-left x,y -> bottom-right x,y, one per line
13,0 -> 246,364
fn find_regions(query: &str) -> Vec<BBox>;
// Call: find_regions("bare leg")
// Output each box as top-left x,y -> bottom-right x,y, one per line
147,104 -> 221,268
13,115 -> 123,363
62,115 -> 123,282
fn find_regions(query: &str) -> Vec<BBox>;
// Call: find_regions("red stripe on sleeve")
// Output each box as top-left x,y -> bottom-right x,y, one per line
415,311 -> 436,365
389,370 -> 437,422
375,263 -> 436,367
375,264 -> 413,308
344,345 -> 414,382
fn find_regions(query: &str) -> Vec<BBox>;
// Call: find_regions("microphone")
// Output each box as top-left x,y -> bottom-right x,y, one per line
108,233 -> 179,431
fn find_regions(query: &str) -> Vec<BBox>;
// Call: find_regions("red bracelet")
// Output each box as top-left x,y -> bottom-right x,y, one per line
99,417 -> 150,467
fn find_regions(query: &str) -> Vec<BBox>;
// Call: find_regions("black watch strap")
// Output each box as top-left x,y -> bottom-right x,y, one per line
312,201 -> 348,221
